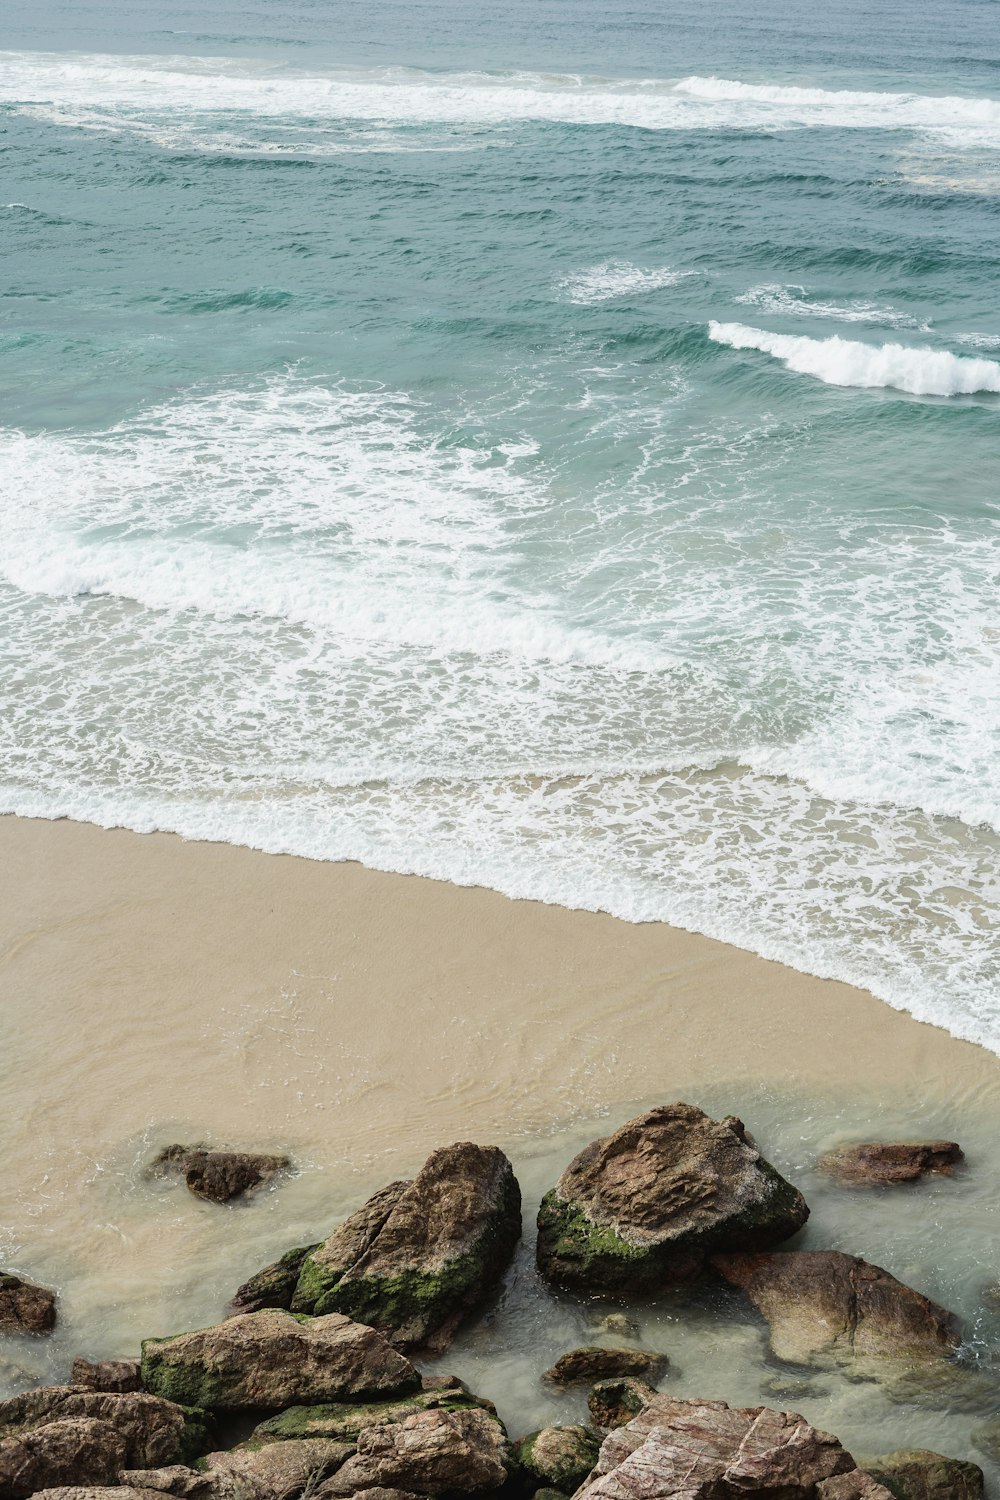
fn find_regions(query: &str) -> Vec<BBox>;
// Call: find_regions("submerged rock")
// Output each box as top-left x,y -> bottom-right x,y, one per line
818,1142 -> 963,1186
0,1386 -> 207,1469
317,1407 -> 511,1496
71,1359 -> 144,1393
574,1393 -> 893,1499
0,1272 -> 56,1333
125,1437 -> 352,1498
712,1250 -> 961,1373
229,1245 -> 317,1315
587,1378 -> 658,1431
543,1346 -> 667,1385
291,1142 -> 522,1352
250,1378 -> 495,1444
515,1424 -> 601,1493
141,1308 -> 419,1411
535,1104 -> 808,1295
858,1448 -> 984,1500
152,1146 -> 290,1203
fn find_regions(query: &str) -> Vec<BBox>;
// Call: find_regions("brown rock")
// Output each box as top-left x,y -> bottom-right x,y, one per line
0,1417 -> 127,1499
818,1142 -> 963,1186
576,1394 -> 892,1499
0,1386 -> 199,1467
544,1347 -> 667,1386
292,1144 -> 522,1352
587,1378 -> 658,1431
141,1308 -> 419,1410
249,1380 -> 496,1443
153,1145 -> 290,1203
536,1105 -> 808,1295
858,1448 -> 984,1499
712,1250 -> 961,1372
229,1245 -> 316,1315
125,1437 -> 352,1498
318,1407 -> 511,1495
71,1358 -> 144,1392
0,1272 -> 56,1333
30,1490 -> 166,1500
817,1476 -> 896,1499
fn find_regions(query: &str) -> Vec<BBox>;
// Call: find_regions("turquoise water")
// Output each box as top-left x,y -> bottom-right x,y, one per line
2,0 -> 999,1045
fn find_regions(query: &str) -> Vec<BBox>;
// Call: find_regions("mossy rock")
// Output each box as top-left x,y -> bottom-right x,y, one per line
515,1425 -> 601,1493
860,1448 -> 984,1500
251,1385 -> 493,1444
230,1244 -> 319,1314
587,1377 -> 656,1430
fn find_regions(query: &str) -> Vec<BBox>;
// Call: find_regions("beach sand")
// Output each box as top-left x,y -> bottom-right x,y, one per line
4,811 -> 1000,1454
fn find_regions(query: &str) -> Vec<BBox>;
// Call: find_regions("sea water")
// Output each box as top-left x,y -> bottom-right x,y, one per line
1,0 -> 999,1048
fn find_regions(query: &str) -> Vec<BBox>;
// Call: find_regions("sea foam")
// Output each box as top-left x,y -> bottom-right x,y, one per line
708,321 -> 1000,395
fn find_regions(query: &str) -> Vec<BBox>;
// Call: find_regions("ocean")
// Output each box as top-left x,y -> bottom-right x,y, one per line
2,0 -> 999,1048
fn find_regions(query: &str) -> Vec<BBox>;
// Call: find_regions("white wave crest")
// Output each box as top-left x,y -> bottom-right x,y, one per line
2,53 -> 1000,151
560,262 -> 695,305
708,322 -> 1000,395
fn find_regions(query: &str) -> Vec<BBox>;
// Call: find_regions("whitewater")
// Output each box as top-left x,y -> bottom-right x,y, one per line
2,0 -> 1000,1051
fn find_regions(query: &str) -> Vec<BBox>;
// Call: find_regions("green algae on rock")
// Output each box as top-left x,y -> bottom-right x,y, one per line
290,1142 -> 522,1352
859,1448 -> 985,1500
141,1309 -> 419,1411
536,1104 -> 808,1295
250,1380 -> 496,1444
515,1424 -> 601,1493
230,1244 -> 320,1316
587,1377 -> 658,1432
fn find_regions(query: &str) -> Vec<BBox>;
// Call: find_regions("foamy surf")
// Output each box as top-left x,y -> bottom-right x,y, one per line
708,321 -> 1000,394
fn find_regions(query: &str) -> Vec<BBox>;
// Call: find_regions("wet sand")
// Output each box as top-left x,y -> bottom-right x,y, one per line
3,811 -> 999,1186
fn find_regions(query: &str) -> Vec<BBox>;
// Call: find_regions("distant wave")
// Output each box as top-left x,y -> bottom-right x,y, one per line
2,53 -> 999,151
708,322 -> 1000,395
560,262 -> 695,305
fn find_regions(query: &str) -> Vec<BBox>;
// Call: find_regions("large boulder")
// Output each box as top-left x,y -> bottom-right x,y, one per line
858,1449 -> 984,1500
515,1425 -> 601,1493
141,1309 -> 419,1411
0,1418 -> 127,1499
291,1143 -> 521,1352
536,1105 -> 808,1295
152,1146 -> 291,1204
0,1386 -> 206,1467
250,1377 -> 495,1443
229,1246 -> 317,1315
818,1142 -> 963,1186
712,1251 -> 961,1372
544,1347 -> 667,1386
574,1393 -> 892,1499
125,1438 -> 352,1498
0,1272 -> 56,1332
317,1408 -> 511,1495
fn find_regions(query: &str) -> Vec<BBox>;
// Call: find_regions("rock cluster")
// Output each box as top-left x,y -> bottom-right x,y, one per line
5,1109 -> 985,1500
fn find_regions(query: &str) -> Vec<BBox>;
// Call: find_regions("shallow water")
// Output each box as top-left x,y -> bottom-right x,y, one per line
1,0 -> 999,1048
3,1089 -> 1000,1490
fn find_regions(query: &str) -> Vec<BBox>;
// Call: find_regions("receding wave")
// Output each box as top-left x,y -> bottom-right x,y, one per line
708,321 -> 1000,395
2,53 -> 999,152
559,262 -> 696,305
735,283 -> 930,331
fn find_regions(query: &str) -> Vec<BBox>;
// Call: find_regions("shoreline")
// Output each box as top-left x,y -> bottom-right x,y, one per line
3,811 -> 999,1167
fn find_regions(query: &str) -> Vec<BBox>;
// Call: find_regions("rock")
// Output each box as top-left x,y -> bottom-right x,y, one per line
595,1312 -> 639,1338
292,1143 -> 522,1352
124,1438 -> 351,1498
152,1146 -> 291,1203
317,1408 -> 511,1495
759,1374 -> 829,1401
544,1347 -> 667,1386
30,1491 -> 166,1500
71,1358 -> 144,1392
858,1448 -> 984,1499
587,1378 -> 658,1431
0,1272 -> 56,1333
883,1363 -> 994,1412
574,1393 -> 892,1500
141,1308 -> 419,1411
971,1416 -> 1000,1461
229,1245 -> 317,1315
0,1417 -> 127,1499
712,1250 -> 961,1372
250,1382 -> 495,1443
515,1425 -> 601,1493
536,1104 -> 808,1295
0,1386 -> 207,1467
818,1142 -> 963,1186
